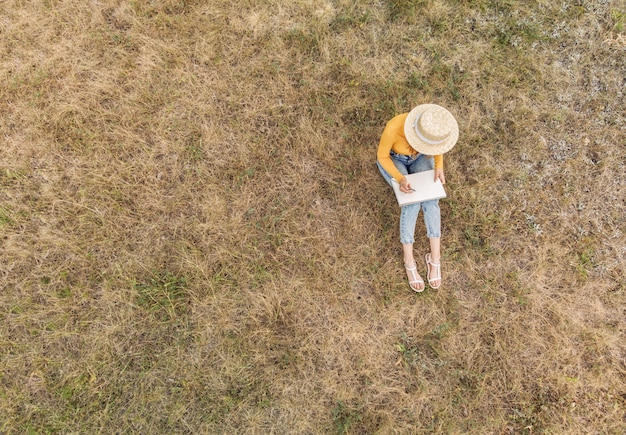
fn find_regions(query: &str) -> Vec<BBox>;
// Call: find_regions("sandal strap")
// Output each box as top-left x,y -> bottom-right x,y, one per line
425,253 -> 442,287
404,263 -> 424,285
425,258 -> 440,267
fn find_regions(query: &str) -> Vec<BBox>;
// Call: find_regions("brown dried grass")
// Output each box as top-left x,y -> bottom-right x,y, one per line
1,0 -> 624,433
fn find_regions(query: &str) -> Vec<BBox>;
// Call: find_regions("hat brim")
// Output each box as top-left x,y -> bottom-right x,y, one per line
404,104 -> 459,155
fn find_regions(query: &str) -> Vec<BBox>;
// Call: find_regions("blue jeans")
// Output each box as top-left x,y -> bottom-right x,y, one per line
377,153 -> 441,244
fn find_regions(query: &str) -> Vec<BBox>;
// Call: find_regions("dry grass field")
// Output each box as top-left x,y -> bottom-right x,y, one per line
1,0 -> 624,433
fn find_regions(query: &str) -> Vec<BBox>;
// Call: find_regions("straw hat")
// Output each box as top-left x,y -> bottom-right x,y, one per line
404,104 -> 459,155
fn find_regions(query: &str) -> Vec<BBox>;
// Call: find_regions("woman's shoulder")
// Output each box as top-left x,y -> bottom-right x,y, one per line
386,113 -> 409,130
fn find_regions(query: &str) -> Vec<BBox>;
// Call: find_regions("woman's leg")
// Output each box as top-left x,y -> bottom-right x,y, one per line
402,242 -> 424,292
408,155 -> 442,287
427,238 -> 442,288
377,160 -> 422,250
377,160 -> 422,246
422,199 -> 442,287
377,160 -> 424,291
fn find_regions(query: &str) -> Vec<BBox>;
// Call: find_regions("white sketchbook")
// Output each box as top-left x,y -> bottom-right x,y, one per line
391,170 -> 446,207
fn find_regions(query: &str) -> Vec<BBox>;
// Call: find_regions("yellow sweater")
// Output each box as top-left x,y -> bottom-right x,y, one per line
377,113 -> 443,182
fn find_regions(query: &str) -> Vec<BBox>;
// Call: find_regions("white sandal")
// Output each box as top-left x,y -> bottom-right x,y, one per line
404,262 -> 425,292
425,253 -> 441,289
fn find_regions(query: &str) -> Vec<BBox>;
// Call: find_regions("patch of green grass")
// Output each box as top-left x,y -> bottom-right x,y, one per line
505,271 -> 530,306
0,205 -> 15,229
449,0 -> 516,14
57,373 -> 88,405
1,168 -> 27,183
330,7 -> 372,32
57,286 -> 72,299
134,271 -> 189,321
332,400 -> 363,435
395,334 -> 420,369
575,247 -> 595,281
431,321 -> 454,340
234,167 -> 256,188
386,0 -> 431,22
407,71 -> 430,92
611,9 -> 626,33
184,134 -> 205,163
416,46 -> 467,100
283,27 -> 321,57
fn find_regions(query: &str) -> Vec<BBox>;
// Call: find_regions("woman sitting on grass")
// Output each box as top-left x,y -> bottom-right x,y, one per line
376,104 -> 459,292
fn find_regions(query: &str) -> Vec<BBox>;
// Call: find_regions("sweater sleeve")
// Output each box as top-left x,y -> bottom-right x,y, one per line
434,154 -> 443,169
376,122 -> 405,183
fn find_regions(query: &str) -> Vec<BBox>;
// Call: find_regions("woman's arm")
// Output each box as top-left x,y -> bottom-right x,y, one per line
377,121 -> 405,183
434,155 -> 445,183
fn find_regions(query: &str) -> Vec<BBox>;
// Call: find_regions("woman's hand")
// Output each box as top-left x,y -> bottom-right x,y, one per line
434,168 -> 446,184
399,176 -> 414,193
